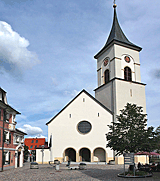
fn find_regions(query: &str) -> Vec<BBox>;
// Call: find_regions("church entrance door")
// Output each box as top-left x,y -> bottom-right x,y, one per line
65,148 -> 76,162
79,148 -> 90,162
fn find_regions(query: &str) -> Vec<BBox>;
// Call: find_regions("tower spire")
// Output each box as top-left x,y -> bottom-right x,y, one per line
94,2 -> 142,59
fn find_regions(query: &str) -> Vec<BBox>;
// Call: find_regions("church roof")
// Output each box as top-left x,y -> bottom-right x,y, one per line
94,4 -> 142,59
46,89 -> 113,125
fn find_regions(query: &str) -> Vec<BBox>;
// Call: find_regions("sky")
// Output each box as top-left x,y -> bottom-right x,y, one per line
0,0 -> 160,140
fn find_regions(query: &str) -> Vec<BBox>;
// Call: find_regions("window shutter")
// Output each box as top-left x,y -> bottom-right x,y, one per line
8,152 -> 11,164
9,133 -> 11,144
3,132 -> 6,142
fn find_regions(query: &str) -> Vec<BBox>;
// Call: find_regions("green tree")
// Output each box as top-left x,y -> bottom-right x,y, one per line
155,126 -> 160,153
24,145 -> 29,161
106,103 -> 156,155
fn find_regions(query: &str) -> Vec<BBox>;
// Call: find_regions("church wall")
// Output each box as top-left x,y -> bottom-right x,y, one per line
114,44 -> 141,82
95,82 -> 113,112
36,149 -> 50,164
96,46 -> 114,87
115,79 -> 146,117
48,92 -> 113,162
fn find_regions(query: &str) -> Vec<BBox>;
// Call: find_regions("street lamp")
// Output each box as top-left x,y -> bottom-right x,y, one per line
41,145 -> 44,164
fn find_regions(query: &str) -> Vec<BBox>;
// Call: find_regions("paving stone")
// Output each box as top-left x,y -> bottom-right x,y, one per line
0,163 -> 160,181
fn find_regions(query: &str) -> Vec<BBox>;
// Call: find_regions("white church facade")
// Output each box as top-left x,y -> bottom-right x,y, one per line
36,3 -> 147,164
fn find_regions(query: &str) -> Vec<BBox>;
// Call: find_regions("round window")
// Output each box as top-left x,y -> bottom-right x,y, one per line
77,121 -> 92,134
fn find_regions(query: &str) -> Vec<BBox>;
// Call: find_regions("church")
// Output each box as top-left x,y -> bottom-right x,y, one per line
36,3 -> 146,164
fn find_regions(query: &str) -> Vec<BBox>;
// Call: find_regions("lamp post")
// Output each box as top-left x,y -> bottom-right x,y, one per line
41,145 -> 44,164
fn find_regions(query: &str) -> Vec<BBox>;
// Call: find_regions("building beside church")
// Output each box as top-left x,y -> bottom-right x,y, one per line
0,87 -> 27,171
36,3 -> 146,164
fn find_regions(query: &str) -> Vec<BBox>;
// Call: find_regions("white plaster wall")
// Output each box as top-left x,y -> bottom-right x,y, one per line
96,44 -> 142,87
36,149 -> 50,163
114,45 -> 141,82
115,79 -> 146,116
48,92 -> 113,159
96,46 -> 114,86
95,82 -> 113,112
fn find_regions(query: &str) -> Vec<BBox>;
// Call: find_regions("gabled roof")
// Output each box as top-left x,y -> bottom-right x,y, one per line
46,89 -> 113,125
15,128 -> 27,135
0,100 -> 21,114
94,5 -> 142,59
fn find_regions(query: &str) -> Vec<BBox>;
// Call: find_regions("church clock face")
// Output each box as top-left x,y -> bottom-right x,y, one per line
77,121 -> 92,134
124,56 -> 130,63
103,58 -> 109,66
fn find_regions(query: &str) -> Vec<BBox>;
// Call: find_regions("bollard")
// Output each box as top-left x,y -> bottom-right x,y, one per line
55,164 -> 59,170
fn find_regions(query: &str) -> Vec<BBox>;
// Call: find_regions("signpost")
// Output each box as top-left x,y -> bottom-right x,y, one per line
123,153 -> 135,176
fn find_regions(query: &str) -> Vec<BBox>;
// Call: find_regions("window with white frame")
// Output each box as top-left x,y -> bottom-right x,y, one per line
6,113 -> 10,123
3,151 -> 11,165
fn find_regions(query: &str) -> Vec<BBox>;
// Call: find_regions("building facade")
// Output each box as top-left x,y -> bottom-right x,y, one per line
36,3 -> 147,164
24,138 -> 47,161
0,88 -> 27,171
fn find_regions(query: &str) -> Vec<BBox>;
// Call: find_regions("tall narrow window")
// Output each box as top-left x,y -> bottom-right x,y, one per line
104,69 -> 109,84
124,67 -> 132,81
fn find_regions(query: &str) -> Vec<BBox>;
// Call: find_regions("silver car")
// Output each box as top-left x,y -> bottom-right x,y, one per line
30,162 -> 39,169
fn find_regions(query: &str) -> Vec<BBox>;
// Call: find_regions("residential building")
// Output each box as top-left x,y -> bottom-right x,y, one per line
0,87 -> 27,171
24,138 -> 47,161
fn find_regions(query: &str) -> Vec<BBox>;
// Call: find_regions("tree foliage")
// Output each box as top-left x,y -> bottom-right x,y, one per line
106,103 -> 158,155
155,126 -> 160,153
24,145 -> 29,161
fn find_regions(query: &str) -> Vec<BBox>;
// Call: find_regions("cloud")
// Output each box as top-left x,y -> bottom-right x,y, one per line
27,134 -> 48,141
18,124 -> 43,136
0,21 -> 40,72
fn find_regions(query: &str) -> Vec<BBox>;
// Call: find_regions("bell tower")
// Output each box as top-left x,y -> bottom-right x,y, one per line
94,3 -> 146,121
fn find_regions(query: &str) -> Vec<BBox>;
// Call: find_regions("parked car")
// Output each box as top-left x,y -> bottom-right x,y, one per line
30,162 -> 39,169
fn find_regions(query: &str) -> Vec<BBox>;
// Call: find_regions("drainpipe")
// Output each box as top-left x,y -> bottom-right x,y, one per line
112,81 -> 115,161
1,109 -> 6,172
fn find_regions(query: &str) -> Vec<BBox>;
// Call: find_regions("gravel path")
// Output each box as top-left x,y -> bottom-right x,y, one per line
0,163 -> 160,181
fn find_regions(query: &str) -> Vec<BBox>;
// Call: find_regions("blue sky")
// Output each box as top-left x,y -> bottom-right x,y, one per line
0,0 -> 160,140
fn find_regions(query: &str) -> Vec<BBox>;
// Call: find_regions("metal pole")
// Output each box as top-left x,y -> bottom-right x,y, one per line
1,109 -> 6,172
42,145 -> 44,164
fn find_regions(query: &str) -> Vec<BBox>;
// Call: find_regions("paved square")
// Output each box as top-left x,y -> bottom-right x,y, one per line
0,163 -> 160,181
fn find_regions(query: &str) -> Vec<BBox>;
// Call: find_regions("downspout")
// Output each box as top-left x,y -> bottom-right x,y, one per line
112,78 -> 115,161
1,109 -> 6,172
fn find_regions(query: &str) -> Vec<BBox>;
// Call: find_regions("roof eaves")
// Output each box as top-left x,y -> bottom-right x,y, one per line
46,89 -> 113,125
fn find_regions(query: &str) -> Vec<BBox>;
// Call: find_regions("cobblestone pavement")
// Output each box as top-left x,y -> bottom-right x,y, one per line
0,163 -> 160,181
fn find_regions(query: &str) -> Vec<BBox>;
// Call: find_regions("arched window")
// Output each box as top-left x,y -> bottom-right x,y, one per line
124,67 -> 132,81
104,69 -> 109,84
